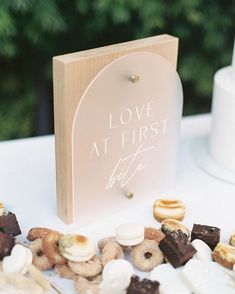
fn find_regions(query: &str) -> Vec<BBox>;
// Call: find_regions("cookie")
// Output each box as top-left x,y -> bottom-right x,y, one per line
153,199 -> 185,222
115,223 -> 144,246
59,234 -> 95,262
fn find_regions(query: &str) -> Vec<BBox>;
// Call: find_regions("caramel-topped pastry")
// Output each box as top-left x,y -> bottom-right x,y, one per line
229,231 -> 235,247
153,199 -> 185,222
161,219 -> 190,237
212,243 -> 235,270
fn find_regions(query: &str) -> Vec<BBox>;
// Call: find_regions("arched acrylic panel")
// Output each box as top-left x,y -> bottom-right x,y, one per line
72,51 -> 183,225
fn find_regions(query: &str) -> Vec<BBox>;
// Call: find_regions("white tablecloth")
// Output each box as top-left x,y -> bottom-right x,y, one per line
0,114 -> 234,293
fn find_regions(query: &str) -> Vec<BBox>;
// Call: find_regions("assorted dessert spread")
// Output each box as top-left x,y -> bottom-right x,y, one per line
0,199 -> 235,294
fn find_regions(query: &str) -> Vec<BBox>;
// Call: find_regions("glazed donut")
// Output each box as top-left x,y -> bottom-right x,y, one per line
42,231 -> 66,265
27,227 -> 57,241
74,275 -> 101,294
54,264 -> 77,279
100,241 -> 124,267
131,239 -> 164,272
145,227 -> 165,243
68,255 -> 102,278
28,239 -> 54,271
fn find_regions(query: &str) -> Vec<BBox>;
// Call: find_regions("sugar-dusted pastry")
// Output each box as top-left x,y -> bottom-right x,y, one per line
28,239 -> 54,271
212,243 -> 235,270
131,239 -> 164,272
127,275 -> 160,294
159,231 -> 196,268
150,263 -> 190,294
191,239 -> 212,262
153,199 -> 185,222
59,234 -> 95,262
191,224 -> 220,250
145,227 -> 165,243
28,264 -> 51,292
100,241 -> 124,267
27,227 -> 56,241
98,236 -> 128,251
182,259 -> 235,294
229,230 -> 235,247
75,275 -> 101,294
0,272 -> 44,294
100,259 -> 134,293
42,231 -> 66,265
115,223 -> 144,246
161,219 -> 190,237
55,263 -> 76,279
68,255 -> 102,278
2,244 -> 32,275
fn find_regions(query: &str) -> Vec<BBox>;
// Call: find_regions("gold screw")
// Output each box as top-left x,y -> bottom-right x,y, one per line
130,74 -> 140,83
125,191 -> 134,199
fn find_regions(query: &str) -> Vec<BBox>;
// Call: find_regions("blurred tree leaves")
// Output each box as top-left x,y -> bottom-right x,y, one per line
0,0 -> 234,140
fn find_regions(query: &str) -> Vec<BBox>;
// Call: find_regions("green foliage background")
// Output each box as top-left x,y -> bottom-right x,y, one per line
0,0 -> 234,140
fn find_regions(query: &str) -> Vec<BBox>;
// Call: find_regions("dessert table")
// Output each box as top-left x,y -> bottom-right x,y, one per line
0,113 -> 234,293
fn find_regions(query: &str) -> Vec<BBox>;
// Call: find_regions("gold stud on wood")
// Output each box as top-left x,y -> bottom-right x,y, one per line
130,74 -> 140,83
124,191 -> 134,199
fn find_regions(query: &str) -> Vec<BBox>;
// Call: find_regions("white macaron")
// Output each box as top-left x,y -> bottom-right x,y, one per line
115,223 -> 144,246
59,234 -> 95,262
2,244 -> 32,274
191,239 -> 212,262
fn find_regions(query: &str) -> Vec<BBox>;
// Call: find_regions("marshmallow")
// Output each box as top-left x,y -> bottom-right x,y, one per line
150,263 -> 190,294
100,259 -> 134,293
181,259 -> 235,294
2,244 -> 32,274
191,239 -> 212,262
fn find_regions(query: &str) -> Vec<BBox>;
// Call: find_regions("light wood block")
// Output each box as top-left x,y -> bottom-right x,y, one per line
53,34 -> 179,224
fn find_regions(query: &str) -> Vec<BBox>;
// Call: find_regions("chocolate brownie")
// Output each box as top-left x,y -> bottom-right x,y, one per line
0,231 -> 15,260
191,224 -> 220,250
127,275 -> 160,294
159,231 -> 196,268
0,212 -> 21,237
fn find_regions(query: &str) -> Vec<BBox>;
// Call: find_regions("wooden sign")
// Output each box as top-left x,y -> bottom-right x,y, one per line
53,34 -> 183,224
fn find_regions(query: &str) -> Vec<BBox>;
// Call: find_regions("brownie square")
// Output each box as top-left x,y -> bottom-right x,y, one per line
0,213 -> 21,237
127,276 -> 160,294
0,221 -> 21,236
0,213 -> 17,226
0,232 -> 15,260
191,224 -> 220,250
159,231 -> 196,268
